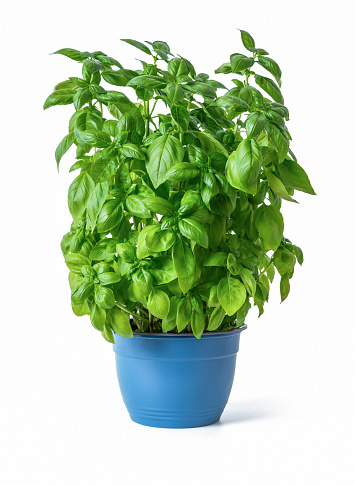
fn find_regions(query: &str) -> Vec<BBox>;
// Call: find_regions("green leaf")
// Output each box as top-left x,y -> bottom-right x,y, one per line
119,143 -> 145,160
90,304 -> 106,331
255,74 -> 284,104
43,89 -> 75,109
257,56 -> 282,86
142,195 -> 175,216
86,182 -> 109,230
277,159 -> 316,195
245,112 -> 266,139
226,139 -> 262,194
239,268 -> 256,296
127,75 -> 167,89
162,296 -> 179,333
265,122 -> 289,163
146,228 -> 177,252
172,238 -> 195,294
96,200 -> 124,233
78,130 -> 112,148
102,322 -> 115,343
217,276 -> 246,316
254,204 -> 284,251
230,54 -> 255,73
147,289 -> 170,319
109,308 -> 133,337
191,298 -> 205,339
116,243 -> 136,263
150,259 -> 177,285
71,281 -> 94,305
126,195 -> 151,218
227,253 -> 242,275
171,105 -> 190,131
168,57 -> 189,80
132,269 -> 153,298
207,305 -> 225,331
98,272 -> 121,285
147,134 -> 184,188
266,171 -> 297,203
68,172 -> 95,220
203,252 -> 228,267
52,48 -> 89,61
215,63 -> 232,74
179,218 -> 208,248
165,162 -> 200,181
273,248 -> 296,276
91,158 -> 118,183
280,274 -> 290,302
291,244 -> 304,265
121,38 -> 151,55
55,132 -> 75,169
94,285 -> 115,309
90,238 -> 118,261
65,253 -> 91,273
198,132 -> 229,158
239,30 -> 256,52
183,82 -> 216,99
176,297 -> 192,332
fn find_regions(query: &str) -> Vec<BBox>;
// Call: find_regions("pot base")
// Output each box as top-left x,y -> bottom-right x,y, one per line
127,405 -> 225,428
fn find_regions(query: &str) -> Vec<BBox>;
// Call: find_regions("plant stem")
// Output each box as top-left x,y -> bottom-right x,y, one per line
258,260 -> 273,279
144,100 -> 150,138
115,302 -> 141,320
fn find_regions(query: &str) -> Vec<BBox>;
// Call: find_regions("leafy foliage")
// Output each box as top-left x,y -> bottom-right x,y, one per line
45,30 -> 315,342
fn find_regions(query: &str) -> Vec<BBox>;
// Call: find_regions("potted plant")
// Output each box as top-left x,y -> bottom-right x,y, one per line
44,29 -> 315,428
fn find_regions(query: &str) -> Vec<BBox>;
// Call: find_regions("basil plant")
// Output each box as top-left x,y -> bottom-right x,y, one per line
44,30 -> 315,342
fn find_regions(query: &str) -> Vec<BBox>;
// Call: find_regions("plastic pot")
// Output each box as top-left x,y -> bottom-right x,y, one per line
113,326 -> 246,429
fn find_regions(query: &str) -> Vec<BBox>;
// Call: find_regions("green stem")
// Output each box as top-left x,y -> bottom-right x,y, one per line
144,100 -> 150,138
115,302 -> 141,320
258,260 -> 273,279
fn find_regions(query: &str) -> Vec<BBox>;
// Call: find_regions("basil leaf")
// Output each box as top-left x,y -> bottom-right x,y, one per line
90,304 -> 106,331
65,253 -> 91,273
176,297 -> 192,332
96,200 -> 124,233
165,162 -> 200,181
68,172 -> 95,221
179,218 -> 208,248
125,195 -> 151,218
91,158 -> 118,183
94,285 -> 116,309
121,38 -> 151,55
266,171 -> 298,203
217,276 -> 246,316
240,30 -> 256,52
109,308 -> 133,337
277,159 -> 316,195
147,289 -> 170,319
280,275 -> 290,302
43,89 -> 75,109
55,132 -> 75,169
255,74 -> 284,104
147,134 -> 184,188
239,268 -> 256,296
172,239 -> 195,294
245,112 -> 266,139
146,228 -> 177,252
254,204 -> 284,251
226,139 -> 262,194
257,56 -> 282,86
207,305 -> 225,331
230,54 -> 255,73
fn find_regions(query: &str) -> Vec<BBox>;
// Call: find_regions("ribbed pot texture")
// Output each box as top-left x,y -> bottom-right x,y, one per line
113,326 -> 246,429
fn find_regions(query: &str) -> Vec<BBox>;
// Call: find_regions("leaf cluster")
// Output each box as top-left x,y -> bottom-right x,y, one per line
44,30 -> 315,342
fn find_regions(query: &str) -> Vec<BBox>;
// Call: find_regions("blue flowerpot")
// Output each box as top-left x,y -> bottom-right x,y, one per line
113,326 -> 246,429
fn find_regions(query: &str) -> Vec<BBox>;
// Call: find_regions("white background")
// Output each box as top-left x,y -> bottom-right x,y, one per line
0,1 -> 354,484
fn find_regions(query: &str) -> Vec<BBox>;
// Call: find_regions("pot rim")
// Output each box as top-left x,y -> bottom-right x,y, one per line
115,325 -> 247,339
